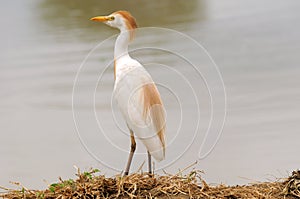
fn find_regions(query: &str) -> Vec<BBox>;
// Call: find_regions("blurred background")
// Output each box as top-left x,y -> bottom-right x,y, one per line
1,0 -> 300,189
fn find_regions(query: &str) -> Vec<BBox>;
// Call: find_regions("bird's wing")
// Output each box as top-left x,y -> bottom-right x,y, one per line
140,82 -> 166,159
114,62 -> 166,161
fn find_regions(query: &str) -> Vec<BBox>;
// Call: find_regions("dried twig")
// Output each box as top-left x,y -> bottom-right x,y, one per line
0,168 -> 298,199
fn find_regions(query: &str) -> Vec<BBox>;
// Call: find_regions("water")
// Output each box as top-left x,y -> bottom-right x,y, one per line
1,0 -> 300,189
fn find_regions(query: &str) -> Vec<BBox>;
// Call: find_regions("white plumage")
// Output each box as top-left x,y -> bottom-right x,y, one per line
114,59 -> 165,161
91,11 -> 166,175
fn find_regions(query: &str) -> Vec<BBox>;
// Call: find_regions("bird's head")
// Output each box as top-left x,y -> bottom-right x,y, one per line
90,11 -> 137,37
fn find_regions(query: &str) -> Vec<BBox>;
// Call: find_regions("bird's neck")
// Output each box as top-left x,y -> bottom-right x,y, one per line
114,30 -> 131,61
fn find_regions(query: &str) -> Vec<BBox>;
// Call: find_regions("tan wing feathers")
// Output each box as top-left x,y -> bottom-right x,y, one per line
142,83 -> 165,156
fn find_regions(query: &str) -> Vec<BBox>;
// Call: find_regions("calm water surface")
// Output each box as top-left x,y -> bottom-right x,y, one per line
1,0 -> 300,189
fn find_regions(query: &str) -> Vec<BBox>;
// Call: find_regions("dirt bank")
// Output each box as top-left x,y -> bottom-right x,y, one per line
1,169 -> 299,198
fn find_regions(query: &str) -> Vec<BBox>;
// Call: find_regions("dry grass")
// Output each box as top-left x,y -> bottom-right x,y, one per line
1,169 -> 299,199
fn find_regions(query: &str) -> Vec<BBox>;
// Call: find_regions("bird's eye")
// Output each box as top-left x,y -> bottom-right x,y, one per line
110,16 -> 115,21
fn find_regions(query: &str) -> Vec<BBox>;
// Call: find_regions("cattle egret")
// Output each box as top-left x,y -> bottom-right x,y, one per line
90,11 -> 166,175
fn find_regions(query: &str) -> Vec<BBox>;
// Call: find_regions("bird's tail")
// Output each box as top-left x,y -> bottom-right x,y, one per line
142,133 -> 165,162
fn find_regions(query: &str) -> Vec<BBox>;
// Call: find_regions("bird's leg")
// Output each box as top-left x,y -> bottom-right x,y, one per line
124,130 -> 136,176
147,151 -> 152,175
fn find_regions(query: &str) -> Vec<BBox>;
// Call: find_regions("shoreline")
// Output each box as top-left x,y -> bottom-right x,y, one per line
1,169 -> 299,198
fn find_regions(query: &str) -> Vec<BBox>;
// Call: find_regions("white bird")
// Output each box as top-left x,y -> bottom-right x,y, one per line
90,11 -> 166,175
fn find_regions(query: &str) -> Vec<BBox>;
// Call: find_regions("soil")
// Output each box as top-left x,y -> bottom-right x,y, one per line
1,169 -> 300,199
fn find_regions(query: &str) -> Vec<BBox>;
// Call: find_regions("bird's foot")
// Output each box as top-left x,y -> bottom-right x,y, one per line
123,171 -> 129,176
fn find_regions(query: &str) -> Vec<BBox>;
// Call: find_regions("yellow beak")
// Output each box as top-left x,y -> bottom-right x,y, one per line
90,16 -> 111,22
